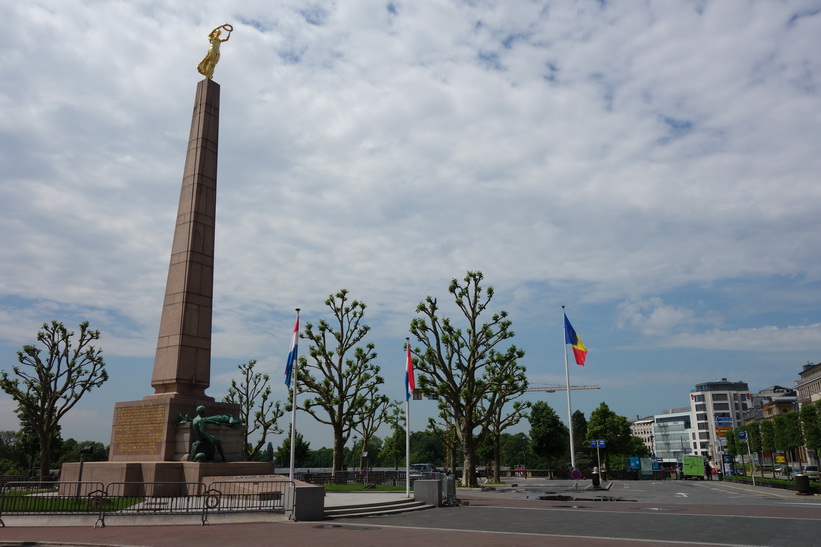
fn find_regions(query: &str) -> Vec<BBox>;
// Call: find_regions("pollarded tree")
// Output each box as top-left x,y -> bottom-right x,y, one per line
774,412 -> 803,474
480,365 -> 531,482
0,321 -> 108,478
529,401 -> 569,477
296,290 -> 384,478
409,271 -> 527,487
725,427 -> 740,456
800,402 -> 821,461
223,360 -> 285,461
759,419 -> 777,478
353,391 -> 397,472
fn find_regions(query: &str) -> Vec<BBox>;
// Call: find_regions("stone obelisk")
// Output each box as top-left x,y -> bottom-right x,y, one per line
106,78 -> 243,465
149,78 -> 220,400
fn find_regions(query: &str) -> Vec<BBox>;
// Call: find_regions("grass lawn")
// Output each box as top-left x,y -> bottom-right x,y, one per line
0,491 -> 144,513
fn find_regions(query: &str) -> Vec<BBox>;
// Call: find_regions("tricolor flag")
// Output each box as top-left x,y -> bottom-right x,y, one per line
405,343 -> 415,401
284,316 -> 299,388
564,313 -> 588,366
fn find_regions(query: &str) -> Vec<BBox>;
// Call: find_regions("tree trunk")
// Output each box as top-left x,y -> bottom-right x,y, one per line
332,428 -> 345,482
38,428 -> 51,480
493,432 -> 501,483
461,420 -> 476,487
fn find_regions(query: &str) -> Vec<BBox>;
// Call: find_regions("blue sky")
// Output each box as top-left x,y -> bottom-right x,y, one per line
1,0 -> 820,451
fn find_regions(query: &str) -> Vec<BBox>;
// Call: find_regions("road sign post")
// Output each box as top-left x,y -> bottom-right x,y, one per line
590,439 -> 606,473
738,430 -> 755,486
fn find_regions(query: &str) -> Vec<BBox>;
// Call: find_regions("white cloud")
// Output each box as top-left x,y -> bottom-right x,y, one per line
2,0 -> 821,446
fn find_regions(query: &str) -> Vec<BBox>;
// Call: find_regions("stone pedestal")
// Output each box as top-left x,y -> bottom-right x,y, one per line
413,479 -> 442,507
60,461 -> 275,496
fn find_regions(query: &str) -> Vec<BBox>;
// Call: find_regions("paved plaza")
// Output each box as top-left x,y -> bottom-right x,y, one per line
1,478 -> 820,546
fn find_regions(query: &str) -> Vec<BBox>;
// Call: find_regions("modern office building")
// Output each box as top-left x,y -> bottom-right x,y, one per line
689,378 -> 750,457
653,408 -> 693,461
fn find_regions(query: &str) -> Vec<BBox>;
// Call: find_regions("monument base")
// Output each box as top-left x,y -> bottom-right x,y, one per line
59,461 -> 276,496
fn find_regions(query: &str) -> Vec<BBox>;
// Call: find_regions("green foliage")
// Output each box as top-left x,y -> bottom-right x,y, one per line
223,360 -> 284,461
746,421 -> 762,454
587,402 -> 635,469
774,412 -> 803,458
379,419 -> 406,470
571,410 -> 588,455
800,402 -> 821,454
304,446 -> 334,468
724,427 -> 740,456
624,435 -> 651,457
0,321 -> 108,478
296,290 -> 384,475
409,430 -> 446,465
409,271 -> 527,487
529,401 -> 569,472
500,432 -> 531,468
276,427 -> 311,467
56,440 -> 108,466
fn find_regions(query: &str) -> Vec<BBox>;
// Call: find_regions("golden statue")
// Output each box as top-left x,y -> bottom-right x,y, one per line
197,24 -> 233,79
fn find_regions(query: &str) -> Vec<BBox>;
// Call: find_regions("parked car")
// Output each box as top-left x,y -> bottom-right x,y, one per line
409,463 -> 435,478
801,465 -> 819,480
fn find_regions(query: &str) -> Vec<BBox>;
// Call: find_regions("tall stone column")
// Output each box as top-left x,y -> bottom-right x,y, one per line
150,78 -> 220,399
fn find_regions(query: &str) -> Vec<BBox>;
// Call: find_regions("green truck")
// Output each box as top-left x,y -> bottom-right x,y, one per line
683,455 -> 705,480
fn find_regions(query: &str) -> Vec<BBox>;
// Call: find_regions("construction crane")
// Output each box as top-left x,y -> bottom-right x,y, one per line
526,384 -> 600,393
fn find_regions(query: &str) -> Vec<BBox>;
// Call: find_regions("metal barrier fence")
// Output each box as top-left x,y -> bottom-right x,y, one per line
294,470 -> 403,486
204,480 -> 288,515
0,479 -> 294,527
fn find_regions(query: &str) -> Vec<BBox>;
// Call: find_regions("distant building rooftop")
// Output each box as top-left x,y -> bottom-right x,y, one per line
692,378 -> 749,393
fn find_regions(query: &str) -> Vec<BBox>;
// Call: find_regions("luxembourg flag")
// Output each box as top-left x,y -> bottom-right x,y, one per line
405,342 -> 416,401
284,315 -> 299,388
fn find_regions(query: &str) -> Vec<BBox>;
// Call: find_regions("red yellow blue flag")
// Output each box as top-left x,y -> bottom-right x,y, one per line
564,313 -> 587,366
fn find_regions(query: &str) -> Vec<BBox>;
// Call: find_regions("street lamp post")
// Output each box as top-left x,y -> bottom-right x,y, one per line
352,435 -> 358,483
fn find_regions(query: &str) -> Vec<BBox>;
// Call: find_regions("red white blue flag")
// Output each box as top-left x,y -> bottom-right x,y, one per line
405,343 -> 416,401
284,316 -> 299,388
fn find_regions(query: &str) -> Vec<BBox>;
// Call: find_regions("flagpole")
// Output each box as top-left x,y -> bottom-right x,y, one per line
563,305 -> 576,470
405,338 -> 411,498
289,308 -> 300,481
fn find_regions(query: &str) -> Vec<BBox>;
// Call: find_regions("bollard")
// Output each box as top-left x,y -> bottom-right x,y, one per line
795,474 -> 811,496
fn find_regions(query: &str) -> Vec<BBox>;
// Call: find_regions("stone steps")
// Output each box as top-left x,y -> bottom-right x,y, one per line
324,498 -> 433,519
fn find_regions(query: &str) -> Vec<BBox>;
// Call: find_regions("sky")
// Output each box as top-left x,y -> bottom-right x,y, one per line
1,0 -> 821,452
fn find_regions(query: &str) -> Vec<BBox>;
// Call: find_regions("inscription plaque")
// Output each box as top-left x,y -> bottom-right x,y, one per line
112,404 -> 166,455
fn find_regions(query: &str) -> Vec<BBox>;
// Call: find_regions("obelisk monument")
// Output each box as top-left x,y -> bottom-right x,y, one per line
60,26 -> 273,487
148,76 -> 220,401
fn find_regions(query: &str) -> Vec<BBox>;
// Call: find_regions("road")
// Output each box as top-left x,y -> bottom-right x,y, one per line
1,477 -> 819,546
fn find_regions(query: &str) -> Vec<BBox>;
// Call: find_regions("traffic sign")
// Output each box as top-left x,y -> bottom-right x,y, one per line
714,417 -> 733,424
737,430 -> 747,440
589,439 -> 606,448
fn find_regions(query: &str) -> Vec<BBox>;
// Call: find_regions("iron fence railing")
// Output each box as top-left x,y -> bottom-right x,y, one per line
0,479 -> 295,527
